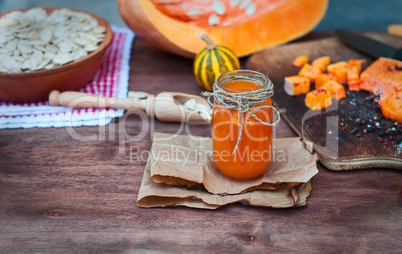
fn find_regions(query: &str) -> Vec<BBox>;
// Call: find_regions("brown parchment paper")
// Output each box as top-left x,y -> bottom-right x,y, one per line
136,132 -> 318,209
137,158 -> 312,209
150,132 -> 318,195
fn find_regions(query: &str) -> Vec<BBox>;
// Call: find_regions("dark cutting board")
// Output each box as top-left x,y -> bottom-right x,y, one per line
246,32 -> 402,170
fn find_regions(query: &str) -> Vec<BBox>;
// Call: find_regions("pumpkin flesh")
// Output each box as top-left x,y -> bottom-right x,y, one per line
117,0 -> 328,57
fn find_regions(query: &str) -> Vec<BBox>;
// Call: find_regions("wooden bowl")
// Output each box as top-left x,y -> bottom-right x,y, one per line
0,8 -> 113,103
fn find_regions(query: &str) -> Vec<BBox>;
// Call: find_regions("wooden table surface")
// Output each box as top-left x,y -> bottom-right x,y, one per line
0,33 -> 401,253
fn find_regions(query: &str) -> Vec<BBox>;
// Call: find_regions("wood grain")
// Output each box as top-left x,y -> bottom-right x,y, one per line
0,34 -> 401,253
246,32 -> 402,170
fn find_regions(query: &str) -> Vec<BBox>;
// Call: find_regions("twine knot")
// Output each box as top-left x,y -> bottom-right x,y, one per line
203,80 -> 280,154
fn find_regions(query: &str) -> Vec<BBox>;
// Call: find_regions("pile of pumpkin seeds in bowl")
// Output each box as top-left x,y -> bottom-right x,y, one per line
0,8 -> 106,73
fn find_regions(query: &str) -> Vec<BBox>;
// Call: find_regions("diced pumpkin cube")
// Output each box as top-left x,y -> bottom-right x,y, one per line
327,61 -> 348,83
284,75 -> 310,96
347,59 -> 367,73
348,80 -> 361,91
327,61 -> 347,73
312,56 -> 331,72
305,87 -> 332,111
292,55 -> 309,67
345,65 -> 360,82
298,63 -> 321,82
323,80 -> 346,100
315,73 -> 338,89
334,68 -> 348,83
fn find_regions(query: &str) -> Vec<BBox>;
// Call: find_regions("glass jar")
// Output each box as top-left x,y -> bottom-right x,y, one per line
212,70 -> 274,180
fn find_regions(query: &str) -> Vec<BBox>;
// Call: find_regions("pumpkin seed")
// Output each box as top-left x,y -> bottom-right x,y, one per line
44,51 -> 56,60
183,99 -> 212,121
212,1 -> 226,15
1,19 -> 18,27
183,99 -> 196,110
0,32 -> 7,44
17,40 -> 32,53
21,59 -> 31,70
58,41 -> 73,53
36,58 -> 51,69
29,31 -> 39,40
186,9 -> 203,17
71,48 -> 87,60
245,2 -> 257,16
239,0 -> 252,9
29,40 -> 46,46
53,53 -> 73,65
13,49 -> 21,56
74,37 -> 91,46
6,39 -> 18,51
208,14 -> 220,26
1,56 -> 21,72
13,55 -> 25,63
93,26 -> 106,34
230,0 -> 241,6
39,28 -> 52,43
0,64 -> 8,73
44,63 -> 55,70
30,50 -> 43,67
46,45 -> 58,53
16,32 -> 30,39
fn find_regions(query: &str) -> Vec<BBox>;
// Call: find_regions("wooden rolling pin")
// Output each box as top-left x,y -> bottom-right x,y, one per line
49,90 -> 211,123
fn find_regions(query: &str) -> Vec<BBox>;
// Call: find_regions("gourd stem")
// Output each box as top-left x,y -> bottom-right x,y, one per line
199,33 -> 216,50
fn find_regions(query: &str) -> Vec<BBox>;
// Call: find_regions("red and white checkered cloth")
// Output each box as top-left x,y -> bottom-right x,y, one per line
0,27 -> 134,129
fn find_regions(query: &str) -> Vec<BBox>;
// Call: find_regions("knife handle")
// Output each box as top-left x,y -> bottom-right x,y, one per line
391,48 -> 402,61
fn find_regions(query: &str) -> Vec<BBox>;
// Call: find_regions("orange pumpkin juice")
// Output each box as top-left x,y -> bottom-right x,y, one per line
212,71 -> 273,180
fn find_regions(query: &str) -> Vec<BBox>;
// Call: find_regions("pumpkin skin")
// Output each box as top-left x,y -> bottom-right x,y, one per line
117,0 -> 328,58
194,34 -> 240,91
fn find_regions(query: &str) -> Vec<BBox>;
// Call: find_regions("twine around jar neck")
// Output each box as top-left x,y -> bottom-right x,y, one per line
202,79 -> 281,155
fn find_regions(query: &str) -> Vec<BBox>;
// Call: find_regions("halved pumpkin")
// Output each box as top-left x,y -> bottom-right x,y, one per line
117,0 -> 328,58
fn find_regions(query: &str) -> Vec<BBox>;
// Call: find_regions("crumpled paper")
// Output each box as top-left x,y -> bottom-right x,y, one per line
137,132 -> 318,209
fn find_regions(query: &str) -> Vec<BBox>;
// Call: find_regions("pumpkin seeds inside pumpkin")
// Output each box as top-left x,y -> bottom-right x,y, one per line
208,13 -> 220,26
186,9 -> 203,17
230,0 -> 242,7
212,1 -> 226,15
245,2 -> 257,16
239,0 -> 252,9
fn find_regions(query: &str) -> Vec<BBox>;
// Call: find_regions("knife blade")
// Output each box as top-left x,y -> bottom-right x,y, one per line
334,29 -> 402,61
